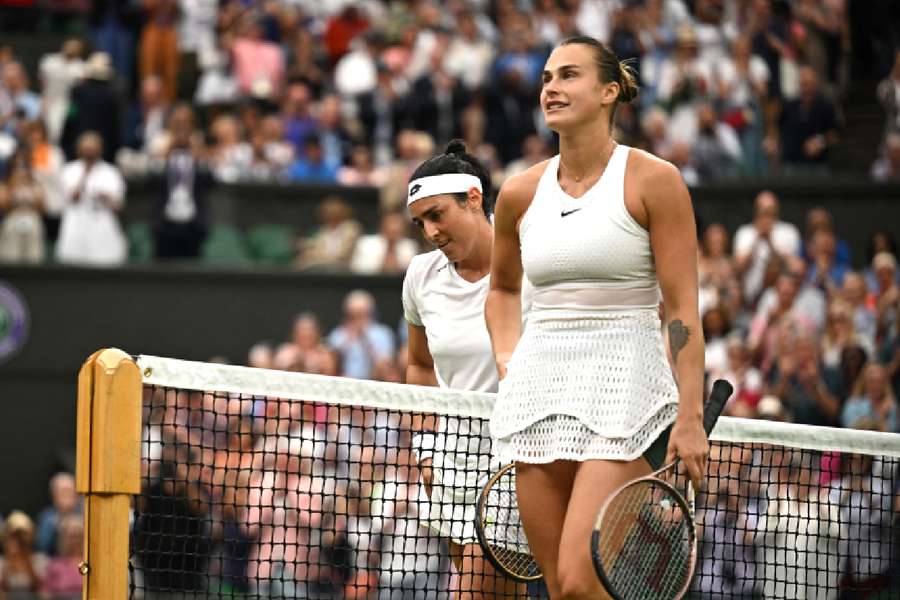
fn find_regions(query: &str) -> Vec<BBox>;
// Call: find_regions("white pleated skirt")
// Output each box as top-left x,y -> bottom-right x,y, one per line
490,308 -> 680,464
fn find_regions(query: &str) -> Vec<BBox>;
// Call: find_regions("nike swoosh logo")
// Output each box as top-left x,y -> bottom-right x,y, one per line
561,208 -> 582,217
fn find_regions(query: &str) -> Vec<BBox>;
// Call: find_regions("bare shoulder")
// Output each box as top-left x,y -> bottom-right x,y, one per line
497,159 -> 551,216
626,148 -> 684,187
626,148 -> 691,209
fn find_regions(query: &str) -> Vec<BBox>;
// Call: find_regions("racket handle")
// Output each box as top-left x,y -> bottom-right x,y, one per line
704,379 -> 734,435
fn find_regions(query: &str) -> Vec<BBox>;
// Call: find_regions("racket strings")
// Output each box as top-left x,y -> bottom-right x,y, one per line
478,466 -> 541,580
595,480 -> 694,599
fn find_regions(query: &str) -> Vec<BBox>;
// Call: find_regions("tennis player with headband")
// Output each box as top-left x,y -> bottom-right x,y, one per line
403,140 -> 526,598
486,37 -> 707,599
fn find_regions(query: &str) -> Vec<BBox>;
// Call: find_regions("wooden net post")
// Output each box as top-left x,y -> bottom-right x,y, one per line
76,348 -> 142,600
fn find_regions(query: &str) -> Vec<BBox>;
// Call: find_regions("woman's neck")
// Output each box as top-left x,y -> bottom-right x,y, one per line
455,219 -> 493,281
558,124 -> 615,181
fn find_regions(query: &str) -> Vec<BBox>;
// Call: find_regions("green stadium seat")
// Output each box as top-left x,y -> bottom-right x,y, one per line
245,223 -> 296,266
201,223 -> 252,266
126,221 -> 155,263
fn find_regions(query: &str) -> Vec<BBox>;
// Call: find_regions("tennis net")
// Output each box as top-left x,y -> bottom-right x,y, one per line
129,355 -> 900,599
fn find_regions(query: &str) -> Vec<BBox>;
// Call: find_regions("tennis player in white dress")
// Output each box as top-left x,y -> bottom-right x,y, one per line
403,140 -> 526,598
486,37 -> 708,599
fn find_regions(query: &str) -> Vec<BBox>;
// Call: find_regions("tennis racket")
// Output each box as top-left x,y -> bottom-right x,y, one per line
474,462 -> 542,582
590,379 -> 733,600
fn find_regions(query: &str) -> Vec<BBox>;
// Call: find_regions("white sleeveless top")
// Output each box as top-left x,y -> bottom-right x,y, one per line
491,144 -> 679,461
520,144 -> 659,298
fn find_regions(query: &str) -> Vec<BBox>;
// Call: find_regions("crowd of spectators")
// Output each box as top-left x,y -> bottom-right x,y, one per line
0,0 -> 898,267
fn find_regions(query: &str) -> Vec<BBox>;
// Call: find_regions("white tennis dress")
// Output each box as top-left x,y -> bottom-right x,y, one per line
491,145 -> 680,464
402,249 -> 508,545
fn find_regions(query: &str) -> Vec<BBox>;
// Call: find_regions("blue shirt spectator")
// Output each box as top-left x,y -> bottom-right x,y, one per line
287,136 -> 339,183
35,472 -> 82,556
327,290 -> 395,379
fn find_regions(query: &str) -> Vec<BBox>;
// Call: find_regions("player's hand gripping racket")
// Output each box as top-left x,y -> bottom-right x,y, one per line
590,379 -> 733,600
474,462 -> 542,582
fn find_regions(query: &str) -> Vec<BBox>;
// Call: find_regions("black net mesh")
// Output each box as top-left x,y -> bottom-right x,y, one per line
129,382 -> 900,600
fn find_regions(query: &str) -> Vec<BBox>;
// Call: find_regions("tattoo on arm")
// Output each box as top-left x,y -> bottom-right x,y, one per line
668,320 -> 690,364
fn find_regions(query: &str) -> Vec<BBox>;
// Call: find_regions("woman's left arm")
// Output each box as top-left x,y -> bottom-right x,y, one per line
642,159 -> 708,488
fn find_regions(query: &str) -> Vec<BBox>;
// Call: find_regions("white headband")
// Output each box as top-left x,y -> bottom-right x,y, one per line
407,174 -> 482,206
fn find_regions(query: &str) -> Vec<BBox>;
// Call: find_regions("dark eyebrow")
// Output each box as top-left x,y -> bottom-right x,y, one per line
542,64 -> 581,77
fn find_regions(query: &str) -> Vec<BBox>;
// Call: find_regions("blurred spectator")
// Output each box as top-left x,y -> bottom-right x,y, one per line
380,130 -> 434,212
338,144 -> 388,187
842,272 -> 877,348
34,472 -> 81,557
317,94 -> 353,168
38,39 -> 85,144
289,312 -> 335,375
193,30 -> 240,108
668,138 -> 698,184
323,4 -> 370,67
208,113 -> 251,183
232,14 -> 285,104
281,81 -> 318,153
287,136 -> 340,183
692,101 -> 741,181
823,344 -> 868,404
698,223 -> 742,318
445,9 -> 496,91
713,336 -> 765,415
89,1 -> 137,87
333,29 -> 380,98
152,105 -> 211,260
870,132 -> 900,182
749,272 -> 817,372
139,0 -> 179,103
776,65 -> 839,171
327,290 -> 395,380
56,132 -> 127,266
1,61 -> 40,124
756,394 -> 789,421
641,106 -> 673,162
768,335 -> 840,427
806,229 -> 849,294
408,38 -> 469,148
821,300 -> 874,371
0,511 -> 45,598
247,342 -> 274,370
22,120 -> 65,242
657,26 -> 713,145
875,49 -> 900,141
175,0 -> 218,101
39,514 -> 83,599
296,196 -> 361,270
0,153 -> 44,264
864,231 -> 899,290
123,76 -> 170,157
350,211 -> 419,275
286,29 -> 327,95
734,191 -> 802,307
872,252 -> 899,341
356,62 -> 407,167
503,134 -> 552,181
841,363 -> 897,432
802,206 -> 851,267
61,52 -> 122,163
715,36 -> 769,174
703,305 -> 732,375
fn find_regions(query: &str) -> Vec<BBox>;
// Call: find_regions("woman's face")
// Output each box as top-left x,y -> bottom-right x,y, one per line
703,224 -> 728,257
409,192 -> 484,263
540,44 -> 617,133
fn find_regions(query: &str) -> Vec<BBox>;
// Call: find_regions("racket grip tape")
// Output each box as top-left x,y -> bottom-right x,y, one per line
703,379 -> 734,435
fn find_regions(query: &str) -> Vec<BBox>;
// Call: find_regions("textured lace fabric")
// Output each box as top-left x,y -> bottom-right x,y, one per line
490,309 -> 680,463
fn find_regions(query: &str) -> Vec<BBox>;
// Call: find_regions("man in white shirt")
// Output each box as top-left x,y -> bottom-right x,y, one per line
56,132 -> 128,266
38,39 -> 85,144
734,190 -> 801,306
350,211 -> 419,275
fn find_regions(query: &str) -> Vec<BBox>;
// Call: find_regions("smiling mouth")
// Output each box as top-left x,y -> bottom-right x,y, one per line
546,101 -> 568,111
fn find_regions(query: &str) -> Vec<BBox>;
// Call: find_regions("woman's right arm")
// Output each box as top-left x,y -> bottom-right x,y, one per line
406,322 -> 437,496
486,174 -> 531,379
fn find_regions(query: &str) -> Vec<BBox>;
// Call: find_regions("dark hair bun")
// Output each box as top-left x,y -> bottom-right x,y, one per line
444,139 -> 468,156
